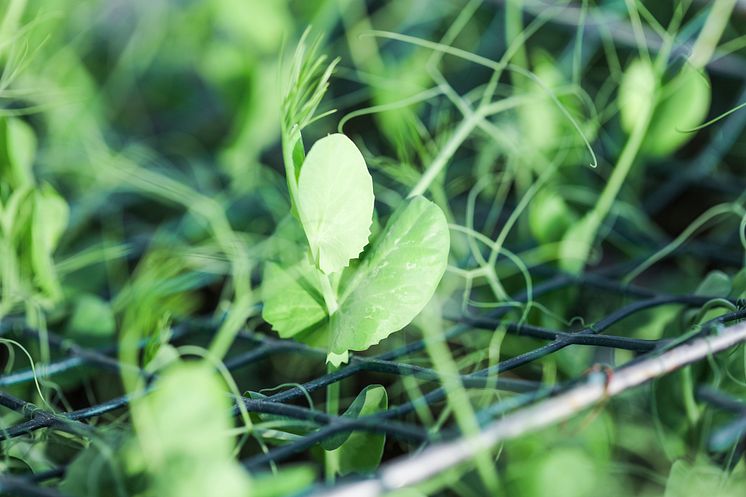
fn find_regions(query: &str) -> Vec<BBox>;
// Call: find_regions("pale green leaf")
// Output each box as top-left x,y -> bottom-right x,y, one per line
664,460 -> 744,497
328,196 -> 449,362
134,361 -> 251,497
528,188 -> 577,243
263,197 -> 449,365
643,64 -> 710,157
33,183 -> 69,251
297,133 -> 374,274
0,117 -> 36,187
619,58 -> 656,135
558,214 -> 597,274
31,184 -> 69,299
619,59 -> 710,157
261,260 -> 326,338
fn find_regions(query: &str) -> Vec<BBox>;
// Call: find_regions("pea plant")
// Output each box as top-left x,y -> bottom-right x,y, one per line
262,36 -> 450,369
259,35 -> 450,478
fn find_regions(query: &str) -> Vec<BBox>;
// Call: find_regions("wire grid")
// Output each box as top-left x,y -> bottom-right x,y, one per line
1,245 -> 746,497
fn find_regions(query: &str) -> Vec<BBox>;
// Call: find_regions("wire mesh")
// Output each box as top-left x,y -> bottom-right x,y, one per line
2,239 -> 746,496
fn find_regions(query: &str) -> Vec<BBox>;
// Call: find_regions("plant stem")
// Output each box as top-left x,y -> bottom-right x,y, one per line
281,127 -> 302,211
563,87 -> 653,273
319,272 -> 339,315
420,303 -> 500,494
689,0 -> 737,69
325,363 -> 340,483
681,366 -> 700,424
408,112 -> 479,198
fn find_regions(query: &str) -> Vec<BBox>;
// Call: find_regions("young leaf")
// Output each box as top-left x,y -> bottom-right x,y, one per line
263,196 -> 449,366
132,361 -> 251,497
297,133 -> 374,274
251,466 -> 317,497
528,188 -> 577,243
619,58 -> 656,137
261,260 -> 326,338
0,117 -> 36,188
31,183 -> 69,299
69,294 -> 116,339
643,64 -> 710,157
321,384 -> 387,448
322,385 -> 388,475
694,270 -> 731,297
619,59 -> 710,157
328,195 -> 449,364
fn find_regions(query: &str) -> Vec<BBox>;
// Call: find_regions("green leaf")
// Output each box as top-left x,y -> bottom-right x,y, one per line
695,270 -> 731,297
528,188 -> 577,243
323,385 -> 388,475
263,197 -> 449,366
558,214 -> 597,274
60,430 -> 133,497
643,64 -> 710,157
619,58 -> 656,136
297,133 -> 374,274
261,260 -> 326,338
731,268 -> 746,299
132,361 -> 251,497
251,466 -> 316,497
619,59 -> 710,157
69,294 -> 116,338
328,196 -> 449,364
664,460 -> 745,497
0,117 -> 36,188
31,184 -> 69,299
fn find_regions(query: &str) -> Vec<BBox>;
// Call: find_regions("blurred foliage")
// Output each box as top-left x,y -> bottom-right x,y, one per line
0,0 -> 745,496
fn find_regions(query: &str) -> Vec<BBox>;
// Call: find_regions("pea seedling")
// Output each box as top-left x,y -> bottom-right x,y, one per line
263,35 -> 450,368
263,131 -> 450,366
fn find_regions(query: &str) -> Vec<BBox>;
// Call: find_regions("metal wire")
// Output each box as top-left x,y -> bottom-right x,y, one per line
1,250 -> 744,497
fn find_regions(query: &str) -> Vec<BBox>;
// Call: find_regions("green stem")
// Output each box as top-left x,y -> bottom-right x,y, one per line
408,112 -> 479,198
319,272 -> 339,315
505,0 -> 528,83
281,126 -> 302,212
565,88 -> 654,273
325,363 -> 340,483
689,0 -> 737,69
421,307 -> 500,493
681,366 -> 700,424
